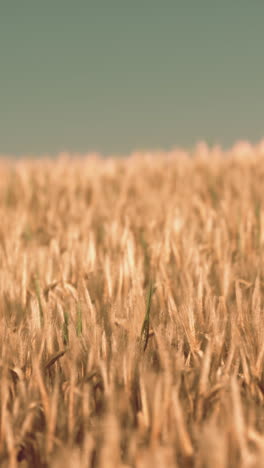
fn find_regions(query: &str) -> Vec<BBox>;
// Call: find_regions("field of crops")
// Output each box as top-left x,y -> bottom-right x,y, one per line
1,146 -> 264,467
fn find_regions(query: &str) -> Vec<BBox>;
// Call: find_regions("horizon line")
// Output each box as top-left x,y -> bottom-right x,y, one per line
1,139 -> 264,160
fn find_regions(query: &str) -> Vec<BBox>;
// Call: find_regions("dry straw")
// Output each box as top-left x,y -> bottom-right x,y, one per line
0,149 -> 264,466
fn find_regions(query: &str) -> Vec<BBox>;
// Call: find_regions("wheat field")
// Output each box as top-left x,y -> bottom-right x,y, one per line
1,147 -> 264,467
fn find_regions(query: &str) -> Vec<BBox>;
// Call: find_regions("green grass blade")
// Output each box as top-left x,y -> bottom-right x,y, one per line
63,310 -> 69,345
140,281 -> 156,352
76,301 -> 83,336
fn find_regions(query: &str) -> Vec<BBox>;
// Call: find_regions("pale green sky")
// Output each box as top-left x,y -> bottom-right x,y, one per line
0,1 -> 264,156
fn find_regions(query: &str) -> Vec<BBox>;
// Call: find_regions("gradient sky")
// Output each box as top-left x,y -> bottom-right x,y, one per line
1,1 -> 264,156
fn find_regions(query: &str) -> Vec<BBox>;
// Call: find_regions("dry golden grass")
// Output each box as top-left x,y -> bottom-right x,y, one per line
1,148 -> 264,467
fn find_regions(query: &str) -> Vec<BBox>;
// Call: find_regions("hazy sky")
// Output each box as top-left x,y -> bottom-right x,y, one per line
1,1 -> 264,156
